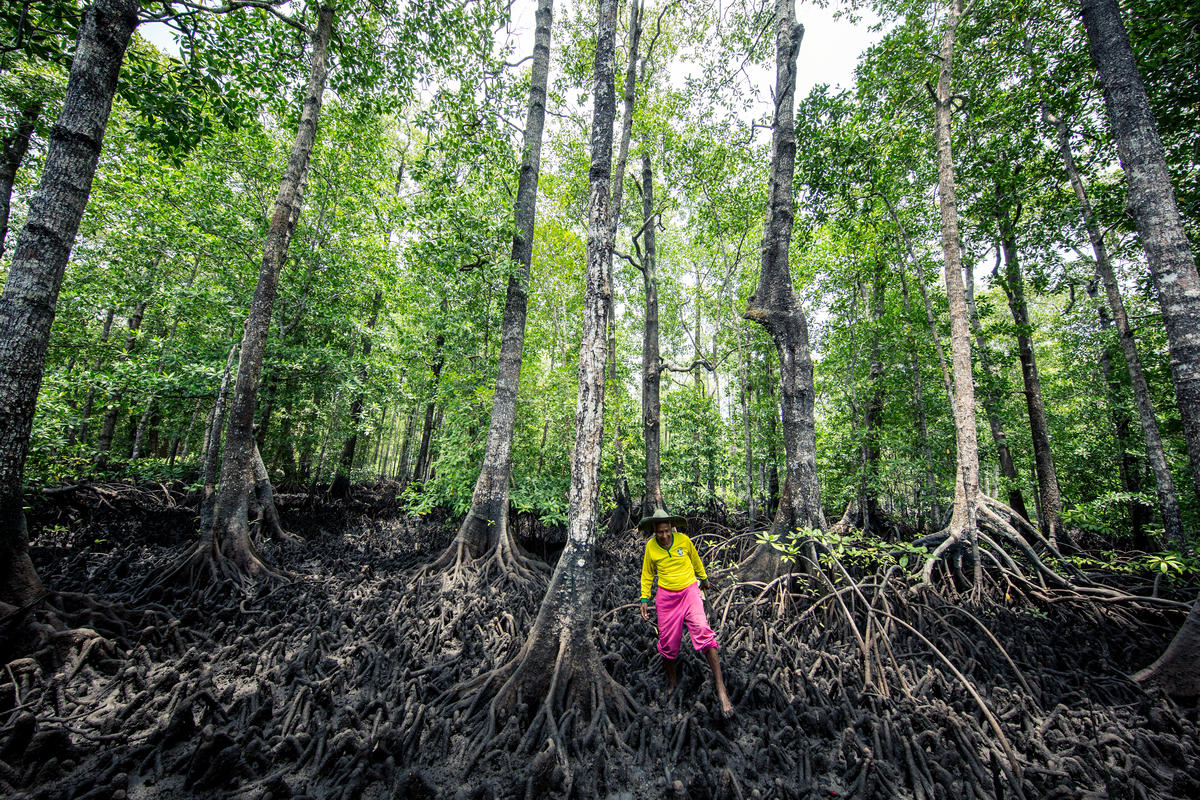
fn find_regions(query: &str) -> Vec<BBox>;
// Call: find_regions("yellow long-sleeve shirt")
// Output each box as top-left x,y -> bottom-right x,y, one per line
640,532 -> 707,600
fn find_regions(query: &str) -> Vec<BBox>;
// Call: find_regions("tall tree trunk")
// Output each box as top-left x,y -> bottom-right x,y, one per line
964,256 -> 1032,525
442,0 -> 553,568
396,404 -> 417,485
923,0 -> 981,586
200,344 -> 239,532
862,259 -> 886,535
897,266 -> 938,531
994,201 -> 1065,545
1047,112 -> 1185,548
604,0 -> 641,536
1080,0 -> 1200,696
640,153 -> 664,514
74,307 -> 115,444
96,299 -> 147,457
188,7 -> 334,586
0,0 -> 139,607
474,0 -> 631,738
332,289 -> 383,498
0,98 -> 41,260
740,0 -> 823,582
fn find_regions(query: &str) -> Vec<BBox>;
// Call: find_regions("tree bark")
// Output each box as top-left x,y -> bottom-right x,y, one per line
0,0 -> 139,606
964,256 -> 1031,525
96,299 -> 147,457
1080,0 -> 1200,695
200,344 -> 238,533
640,153 -> 664,514
331,289 -> 383,498
479,0 -> 627,735
740,0 -> 823,581
444,0 -> 553,565
0,98 -> 41,259
251,442 -> 288,541
74,307 -> 115,444
1048,111 -> 1184,548
924,0 -> 981,586
605,0 -> 641,532
994,201 -> 1065,545
197,6 -> 334,585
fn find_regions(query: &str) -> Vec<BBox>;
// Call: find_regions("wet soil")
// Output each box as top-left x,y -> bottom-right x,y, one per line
2,484 -> 1198,799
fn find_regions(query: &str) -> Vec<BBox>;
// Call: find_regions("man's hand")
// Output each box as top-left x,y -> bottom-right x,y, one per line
640,602 -> 649,620
700,579 -> 710,591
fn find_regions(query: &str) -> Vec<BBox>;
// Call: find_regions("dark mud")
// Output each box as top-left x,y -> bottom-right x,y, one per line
2,484 -> 1198,799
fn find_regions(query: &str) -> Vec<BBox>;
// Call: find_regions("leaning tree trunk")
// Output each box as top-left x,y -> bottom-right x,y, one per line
640,153 -> 664,515
438,0 -> 554,577
0,98 -> 41,259
1048,112 -> 1185,549
331,289 -> 383,498
923,0 -> 981,587
995,202 -> 1066,545
739,0 -> 823,583
0,0 -> 139,607
463,0 -> 634,762
1080,0 -> 1200,695
174,7 -> 334,588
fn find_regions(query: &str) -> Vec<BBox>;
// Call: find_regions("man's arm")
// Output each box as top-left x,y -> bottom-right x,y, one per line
640,543 -> 654,601
686,536 -> 708,584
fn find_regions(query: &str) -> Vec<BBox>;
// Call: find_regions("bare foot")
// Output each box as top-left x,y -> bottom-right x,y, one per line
719,696 -> 735,718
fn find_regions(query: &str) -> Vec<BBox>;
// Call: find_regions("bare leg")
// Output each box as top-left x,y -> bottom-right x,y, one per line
663,657 -> 678,690
703,647 -> 734,717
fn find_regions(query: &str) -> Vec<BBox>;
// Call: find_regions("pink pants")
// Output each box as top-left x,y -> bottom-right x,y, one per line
655,582 -> 719,660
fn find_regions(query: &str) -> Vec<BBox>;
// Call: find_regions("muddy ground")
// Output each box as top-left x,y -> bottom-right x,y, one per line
2,483 -> 1198,799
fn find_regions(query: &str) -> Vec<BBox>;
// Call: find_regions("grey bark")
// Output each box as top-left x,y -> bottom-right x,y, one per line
201,7 -> 334,581
332,289 -> 383,498
75,307 -> 115,444
96,299 -> 147,456
924,0 -> 981,585
740,0 -> 823,581
200,344 -> 238,532
487,0 -> 620,716
964,256 -> 1031,524
1080,0 -> 1200,695
0,98 -> 41,259
1048,112 -> 1184,548
449,0 -> 553,559
0,0 -> 139,606
994,201 -> 1065,545
639,153 -> 663,514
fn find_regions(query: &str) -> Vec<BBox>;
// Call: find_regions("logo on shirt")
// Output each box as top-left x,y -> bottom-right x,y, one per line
676,548 -> 684,556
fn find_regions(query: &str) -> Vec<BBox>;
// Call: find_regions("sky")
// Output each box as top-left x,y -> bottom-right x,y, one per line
139,0 -> 881,103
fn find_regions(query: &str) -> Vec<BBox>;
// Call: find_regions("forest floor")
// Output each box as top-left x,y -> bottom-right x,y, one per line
2,483 -> 1198,800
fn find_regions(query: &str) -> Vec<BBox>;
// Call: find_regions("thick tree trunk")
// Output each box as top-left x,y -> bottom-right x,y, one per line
924,0 -> 981,585
1048,112 -> 1185,548
0,0 -> 139,606
1080,0 -> 1200,694
995,204 -> 1065,545
476,0 -> 630,746
96,300 -> 147,457
195,7 -> 334,585
740,1 -> 823,582
331,289 -> 383,498
0,98 -> 41,259
640,153 -> 664,514
964,258 -> 1032,526
443,0 -> 553,568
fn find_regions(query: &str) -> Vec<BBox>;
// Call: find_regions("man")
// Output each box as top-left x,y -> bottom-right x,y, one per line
638,507 -> 734,717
